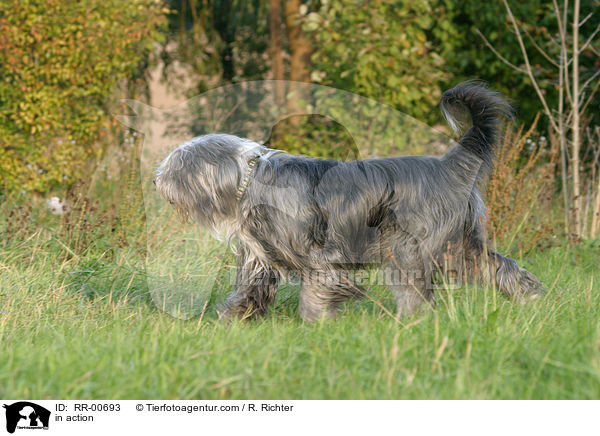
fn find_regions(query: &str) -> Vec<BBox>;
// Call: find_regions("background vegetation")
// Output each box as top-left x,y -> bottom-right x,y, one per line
0,0 -> 167,194
0,0 -> 599,399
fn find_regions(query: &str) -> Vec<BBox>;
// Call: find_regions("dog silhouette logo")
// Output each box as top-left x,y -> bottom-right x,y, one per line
3,402 -> 50,433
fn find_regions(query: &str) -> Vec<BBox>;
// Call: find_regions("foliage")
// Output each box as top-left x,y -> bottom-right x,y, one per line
161,0 -> 270,93
301,0 -> 599,129
269,116 -> 358,160
305,0 -> 452,123
0,0 -> 168,194
444,0 -> 600,127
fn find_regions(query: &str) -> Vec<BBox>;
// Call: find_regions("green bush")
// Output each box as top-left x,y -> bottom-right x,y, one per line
306,0 -> 453,123
0,0 -> 168,194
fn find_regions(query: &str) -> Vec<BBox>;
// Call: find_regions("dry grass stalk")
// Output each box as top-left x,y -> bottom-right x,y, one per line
486,117 -> 560,253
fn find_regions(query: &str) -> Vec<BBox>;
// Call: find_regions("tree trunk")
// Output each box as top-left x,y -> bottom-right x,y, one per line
591,127 -> 600,238
592,172 -> 600,238
270,0 -> 285,107
284,0 -> 311,120
558,0 -> 570,236
571,0 -> 582,238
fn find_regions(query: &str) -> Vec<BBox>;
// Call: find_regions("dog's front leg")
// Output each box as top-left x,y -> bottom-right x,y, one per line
221,244 -> 280,319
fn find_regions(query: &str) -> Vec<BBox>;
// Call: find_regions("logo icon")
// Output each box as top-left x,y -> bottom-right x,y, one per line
3,402 -> 50,434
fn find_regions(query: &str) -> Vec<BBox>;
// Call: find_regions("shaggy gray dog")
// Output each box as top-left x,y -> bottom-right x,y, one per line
154,81 -> 544,321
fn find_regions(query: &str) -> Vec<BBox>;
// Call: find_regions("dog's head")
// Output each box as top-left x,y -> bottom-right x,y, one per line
154,134 -> 263,230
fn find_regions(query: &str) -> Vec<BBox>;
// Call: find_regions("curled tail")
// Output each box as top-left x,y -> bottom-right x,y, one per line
441,80 -> 512,176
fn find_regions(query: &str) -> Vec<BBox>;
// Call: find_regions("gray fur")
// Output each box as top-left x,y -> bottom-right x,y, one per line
154,81 -> 545,321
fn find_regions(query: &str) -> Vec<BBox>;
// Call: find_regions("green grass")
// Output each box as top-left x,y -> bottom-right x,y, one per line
1,226 -> 599,399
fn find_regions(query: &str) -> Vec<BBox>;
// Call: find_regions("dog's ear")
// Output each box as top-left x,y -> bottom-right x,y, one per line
205,157 -> 245,217
155,156 -> 195,222
165,176 -> 195,223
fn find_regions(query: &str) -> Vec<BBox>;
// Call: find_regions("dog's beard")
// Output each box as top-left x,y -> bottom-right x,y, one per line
208,217 -> 240,242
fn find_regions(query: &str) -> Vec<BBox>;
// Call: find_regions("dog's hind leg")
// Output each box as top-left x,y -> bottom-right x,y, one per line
299,271 -> 363,322
460,219 -> 545,301
462,239 -> 545,301
485,250 -> 545,301
221,245 -> 280,319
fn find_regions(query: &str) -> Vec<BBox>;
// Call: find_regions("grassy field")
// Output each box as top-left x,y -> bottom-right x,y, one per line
1,218 -> 599,400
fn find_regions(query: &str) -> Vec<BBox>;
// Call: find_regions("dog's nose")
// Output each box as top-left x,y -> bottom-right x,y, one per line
152,179 -> 156,185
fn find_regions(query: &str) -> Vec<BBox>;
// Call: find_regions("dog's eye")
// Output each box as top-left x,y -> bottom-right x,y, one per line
169,200 -> 174,205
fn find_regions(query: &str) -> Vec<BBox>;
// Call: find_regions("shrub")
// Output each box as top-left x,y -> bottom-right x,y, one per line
0,0 -> 168,194
306,0 -> 452,124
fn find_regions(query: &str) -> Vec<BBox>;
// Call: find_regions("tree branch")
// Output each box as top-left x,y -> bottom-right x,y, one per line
475,28 -> 527,73
523,27 -> 560,67
553,0 -> 573,106
503,0 -> 559,133
579,22 -> 600,53
580,76 -> 600,115
578,11 -> 593,27
580,68 -> 600,94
